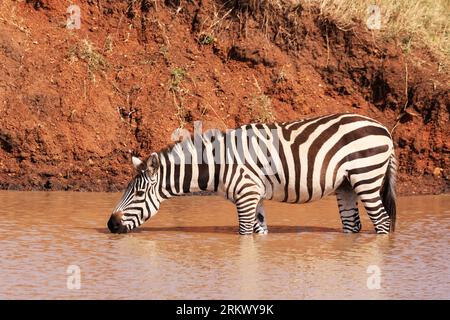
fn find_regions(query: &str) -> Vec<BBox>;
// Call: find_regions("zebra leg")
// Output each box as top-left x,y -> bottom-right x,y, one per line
359,193 -> 391,234
335,179 -> 361,233
351,177 -> 391,234
235,189 -> 264,235
253,200 -> 268,234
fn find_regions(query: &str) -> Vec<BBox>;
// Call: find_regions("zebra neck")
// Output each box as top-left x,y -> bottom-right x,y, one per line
157,140 -> 219,197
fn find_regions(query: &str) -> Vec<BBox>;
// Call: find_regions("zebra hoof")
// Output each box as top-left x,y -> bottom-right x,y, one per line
375,222 -> 390,234
255,228 -> 268,235
343,224 -> 361,233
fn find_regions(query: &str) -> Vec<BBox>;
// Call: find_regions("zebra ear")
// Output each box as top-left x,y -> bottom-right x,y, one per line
132,156 -> 144,171
146,152 -> 160,175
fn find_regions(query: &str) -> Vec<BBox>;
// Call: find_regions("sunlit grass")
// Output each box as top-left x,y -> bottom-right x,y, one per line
231,0 -> 449,60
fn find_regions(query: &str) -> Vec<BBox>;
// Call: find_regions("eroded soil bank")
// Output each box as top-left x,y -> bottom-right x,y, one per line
0,1 -> 448,194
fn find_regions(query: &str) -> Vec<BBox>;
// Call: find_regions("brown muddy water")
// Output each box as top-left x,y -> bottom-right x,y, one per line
0,191 -> 449,299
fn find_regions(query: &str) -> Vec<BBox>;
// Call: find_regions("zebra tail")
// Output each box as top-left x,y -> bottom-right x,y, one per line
382,152 -> 397,232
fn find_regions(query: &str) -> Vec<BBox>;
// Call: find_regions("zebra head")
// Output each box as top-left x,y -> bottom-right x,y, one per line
107,153 -> 161,233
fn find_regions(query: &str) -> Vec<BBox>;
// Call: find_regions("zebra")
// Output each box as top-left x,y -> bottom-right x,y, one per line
108,113 -> 397,235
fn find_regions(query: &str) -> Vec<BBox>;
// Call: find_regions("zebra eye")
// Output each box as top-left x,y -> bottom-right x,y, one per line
135,190 -> 145,197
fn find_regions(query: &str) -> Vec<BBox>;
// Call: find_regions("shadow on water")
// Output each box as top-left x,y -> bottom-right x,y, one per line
91,225 -> 348,234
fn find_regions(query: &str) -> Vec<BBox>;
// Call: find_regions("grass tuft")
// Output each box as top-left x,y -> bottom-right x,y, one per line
250,78 -> 274,123
169,67 -> 189,128
68,39 -> 108,83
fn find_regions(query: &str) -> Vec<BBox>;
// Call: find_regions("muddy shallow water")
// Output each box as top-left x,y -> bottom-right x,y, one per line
0,191 -> 448,299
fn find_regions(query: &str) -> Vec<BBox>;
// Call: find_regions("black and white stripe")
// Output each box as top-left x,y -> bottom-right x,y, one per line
108,113 -> 397,235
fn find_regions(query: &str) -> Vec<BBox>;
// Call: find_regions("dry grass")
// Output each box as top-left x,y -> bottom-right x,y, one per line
68,39 -> 108,83
104,34 -> 114,54
317,0 -> 449,57
79,40 -> 108,70
67,39 -> 108,83
169,67 -> 189,128
229,0 -> 449,60
0,1 -> 32,36
170,67 -> 187,92
251,93 -> 274,123
249,77 -> 275,123
197,3 -> 233,45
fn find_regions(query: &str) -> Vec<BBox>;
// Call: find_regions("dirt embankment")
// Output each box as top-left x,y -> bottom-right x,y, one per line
0,0 -> 448,195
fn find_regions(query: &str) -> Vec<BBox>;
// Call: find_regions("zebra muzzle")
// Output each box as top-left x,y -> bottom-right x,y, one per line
107,211 -> 127,233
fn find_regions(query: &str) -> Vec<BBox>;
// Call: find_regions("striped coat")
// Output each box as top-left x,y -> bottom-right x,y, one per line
108,113 -> 396,235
